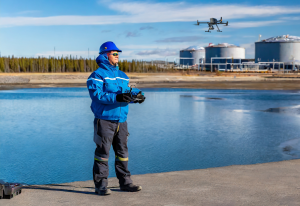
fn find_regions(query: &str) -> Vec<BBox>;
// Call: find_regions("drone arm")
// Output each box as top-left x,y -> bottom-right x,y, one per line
219,21 -> 229,26
194,22 -> 209,26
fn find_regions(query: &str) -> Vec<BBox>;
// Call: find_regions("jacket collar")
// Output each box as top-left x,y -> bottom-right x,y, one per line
96,54 -> 119,71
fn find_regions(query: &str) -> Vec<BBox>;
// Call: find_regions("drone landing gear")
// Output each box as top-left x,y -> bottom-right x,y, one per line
216,24 -> 222,32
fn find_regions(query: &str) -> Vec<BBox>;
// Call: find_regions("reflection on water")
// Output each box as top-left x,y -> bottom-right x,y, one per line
180,95 -> 224,100
279,138 -> 300,158
262,105 -> 300,115
1,88 -> 300,185
233,110 -> 251,113
205,97 -> 224,100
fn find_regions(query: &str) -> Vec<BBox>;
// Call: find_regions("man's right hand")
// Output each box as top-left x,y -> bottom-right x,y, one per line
116,93 -> 134,103
135,92 -> 146,104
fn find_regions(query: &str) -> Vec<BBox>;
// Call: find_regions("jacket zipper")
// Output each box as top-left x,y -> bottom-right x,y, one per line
111,67 -> 122,121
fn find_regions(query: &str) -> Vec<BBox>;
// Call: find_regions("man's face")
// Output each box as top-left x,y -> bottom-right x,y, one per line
107,51 -> 119,66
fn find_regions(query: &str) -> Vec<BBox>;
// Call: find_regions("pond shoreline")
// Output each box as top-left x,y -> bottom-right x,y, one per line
2,72 -> 300,90
2,80 -> 300,90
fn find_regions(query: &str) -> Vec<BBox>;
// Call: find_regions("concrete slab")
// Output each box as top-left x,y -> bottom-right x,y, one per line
2,159 -> 300,206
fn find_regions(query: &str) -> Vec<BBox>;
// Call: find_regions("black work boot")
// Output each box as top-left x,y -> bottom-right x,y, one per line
120,183 -> 142,192
95,187 -> 112,196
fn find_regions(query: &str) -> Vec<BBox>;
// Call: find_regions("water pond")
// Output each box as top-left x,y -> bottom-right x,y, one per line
1,88 -> 300,185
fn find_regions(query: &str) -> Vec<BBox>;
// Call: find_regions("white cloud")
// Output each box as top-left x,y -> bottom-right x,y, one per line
34,41 -> 215,60
34,45 -> 192,60
136,49 -> 178,56
0,15 -> 126,27
35,50 -> 99,58
241,43 -> 255,49
280,16 -> 300,20
156,36 -> 206,43
121,50 -> 178,60
120,44 -> 191,50
229,20 -> 284,28
104,1 -> 300,20
240,43 -> 255,58
34,49 -> 179,60
1,1 -> 300,27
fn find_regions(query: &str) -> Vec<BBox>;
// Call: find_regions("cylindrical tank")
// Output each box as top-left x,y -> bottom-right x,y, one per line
180,46 -> 205,65
255,35 -> 300,63
205,43 -> 245,63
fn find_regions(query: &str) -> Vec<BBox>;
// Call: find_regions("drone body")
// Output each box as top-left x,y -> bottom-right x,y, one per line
195,17 -> 228,32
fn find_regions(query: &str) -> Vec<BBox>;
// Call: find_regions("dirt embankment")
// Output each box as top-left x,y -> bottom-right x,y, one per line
1,72 -> 300,90
0,76 -> 30,84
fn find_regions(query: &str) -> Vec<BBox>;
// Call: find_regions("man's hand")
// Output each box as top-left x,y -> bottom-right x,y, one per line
135,92 -> 146,104
116,93 -> 134,103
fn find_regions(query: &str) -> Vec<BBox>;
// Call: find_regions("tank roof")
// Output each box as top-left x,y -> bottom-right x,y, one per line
206,43 -> 240,48
260,35 -> 300,42
181,45 -> 204,51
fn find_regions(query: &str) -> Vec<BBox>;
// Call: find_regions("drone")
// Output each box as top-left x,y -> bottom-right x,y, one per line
194,17 -> 228,32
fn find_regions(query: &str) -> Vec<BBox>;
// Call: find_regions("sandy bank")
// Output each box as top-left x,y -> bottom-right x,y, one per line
2,159 -> 300,206
1,72 -> 300,90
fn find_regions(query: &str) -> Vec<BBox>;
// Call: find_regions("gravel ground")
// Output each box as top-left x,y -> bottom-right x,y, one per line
0,76 -> 30,84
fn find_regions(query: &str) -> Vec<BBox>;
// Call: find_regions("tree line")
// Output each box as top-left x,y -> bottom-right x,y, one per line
0,56 -> 174,73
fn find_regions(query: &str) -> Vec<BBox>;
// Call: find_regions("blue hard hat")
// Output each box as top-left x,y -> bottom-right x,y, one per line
99,41 -> 122,54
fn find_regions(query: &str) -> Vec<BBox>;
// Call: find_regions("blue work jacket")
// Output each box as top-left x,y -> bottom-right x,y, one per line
87,54 -> 139,123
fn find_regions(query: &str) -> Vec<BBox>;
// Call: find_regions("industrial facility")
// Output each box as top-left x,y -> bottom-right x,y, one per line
179,46 -> 205,66
255,35 -> 300,71
179,35 -> 300,72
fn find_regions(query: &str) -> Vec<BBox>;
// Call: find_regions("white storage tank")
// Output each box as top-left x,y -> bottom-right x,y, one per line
180,46 -> 205,65
205,43 -> 245,63
255,35 -> 300,63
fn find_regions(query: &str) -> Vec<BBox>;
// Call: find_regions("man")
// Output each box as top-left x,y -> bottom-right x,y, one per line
86,41 -> 145,196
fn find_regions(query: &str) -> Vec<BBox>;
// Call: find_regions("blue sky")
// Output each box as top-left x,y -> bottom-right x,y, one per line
1,0 -> 300,60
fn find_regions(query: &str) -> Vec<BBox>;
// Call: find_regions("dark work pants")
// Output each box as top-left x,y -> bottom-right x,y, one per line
93,118 -> 132,189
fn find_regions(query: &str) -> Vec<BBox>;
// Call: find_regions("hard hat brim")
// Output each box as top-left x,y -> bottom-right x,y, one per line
100,49 -> 122,54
